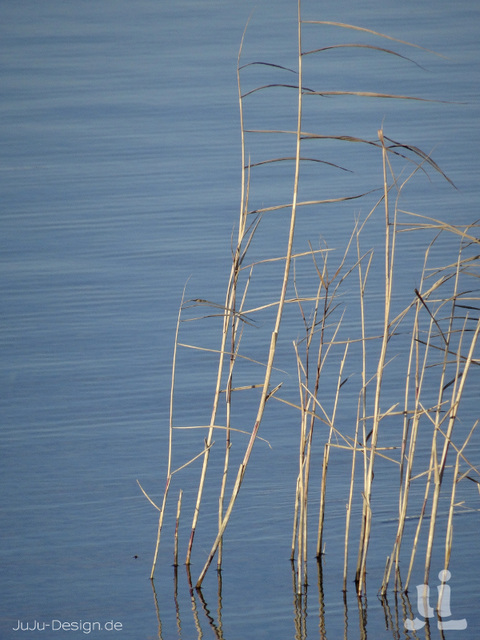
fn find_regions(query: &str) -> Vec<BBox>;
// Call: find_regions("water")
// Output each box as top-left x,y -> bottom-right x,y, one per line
1,1 -> 479,638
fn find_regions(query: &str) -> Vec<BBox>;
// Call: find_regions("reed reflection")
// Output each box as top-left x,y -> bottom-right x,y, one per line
288,560 -> 444,640
152,566 -> 225,640
151,561 -> 438,639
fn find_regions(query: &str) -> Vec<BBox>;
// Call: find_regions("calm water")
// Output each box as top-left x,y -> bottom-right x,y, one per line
1,1 -> 479,638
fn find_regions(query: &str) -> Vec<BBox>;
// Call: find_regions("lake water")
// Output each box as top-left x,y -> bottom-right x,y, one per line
1,1 -> 479,638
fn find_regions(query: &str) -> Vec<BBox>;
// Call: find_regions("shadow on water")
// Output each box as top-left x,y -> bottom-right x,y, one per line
149,561 -> 465,639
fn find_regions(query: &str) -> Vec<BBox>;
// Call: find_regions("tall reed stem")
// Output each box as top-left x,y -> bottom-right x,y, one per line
356,129 -> 394,593
195,0 -> 304,588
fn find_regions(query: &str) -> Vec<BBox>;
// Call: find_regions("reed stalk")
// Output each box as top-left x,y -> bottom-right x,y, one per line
423,317 -> 480,584
343,229 -> 374,591
146,1 -> 479,597
196,0 -> 305,588
444,421 -> 478,568
174,490 -> 183,567
355,129 -> 395,593
148,282 -> 188,578
293,340 -> 309,591
380,239 -> 440,593
185,19 -> 254,566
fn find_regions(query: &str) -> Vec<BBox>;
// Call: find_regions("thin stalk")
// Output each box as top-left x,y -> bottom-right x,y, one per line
185,20 -> 252,565
217,278 -> 247,568
293,340 -> 309,592
417,252 -> 466,585
150,283 -> 188,578
291,475 -> 301,560
196,0 -> 304,588
381,249 -> 435,593
174,490 -> 183,567
423,317 -> 480,583
356,129 -> 395,593
405,299 -> 455,588
444,421 -> 478,568
344,236 -> 372,590
291,247 -> 326,577
316,343 -> 349,559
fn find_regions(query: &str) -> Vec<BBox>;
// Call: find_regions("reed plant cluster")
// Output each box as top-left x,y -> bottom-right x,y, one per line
141,0 -> 480,597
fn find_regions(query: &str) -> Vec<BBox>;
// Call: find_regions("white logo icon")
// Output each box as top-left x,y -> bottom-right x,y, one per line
405,570 -> 467,631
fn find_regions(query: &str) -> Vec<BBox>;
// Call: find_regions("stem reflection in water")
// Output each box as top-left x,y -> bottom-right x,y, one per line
150,562 -> 439,640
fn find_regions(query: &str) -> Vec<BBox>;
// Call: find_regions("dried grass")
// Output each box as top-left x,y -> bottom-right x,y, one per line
142,0 -> 480,598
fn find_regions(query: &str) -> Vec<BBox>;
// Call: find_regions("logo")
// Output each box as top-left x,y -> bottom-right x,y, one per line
405,570 -> 467,631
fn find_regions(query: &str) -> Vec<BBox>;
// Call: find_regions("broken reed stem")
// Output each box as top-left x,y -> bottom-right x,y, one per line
291,475 -> 301,560
317,443 -> 329,560
445,421 -> 478,569
294,341 -> 308,591
316,343 -> 348,561
299,376 -> 317,589
174,490 -> 183,566
150,477 -> 171,580
344,398 -> 361,591
150,282 -> 188,579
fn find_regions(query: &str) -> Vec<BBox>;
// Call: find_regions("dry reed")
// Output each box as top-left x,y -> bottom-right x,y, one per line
142,0 -> 480,598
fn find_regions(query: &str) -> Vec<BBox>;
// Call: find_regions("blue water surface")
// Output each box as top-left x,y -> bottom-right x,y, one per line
1,1 -> 479,638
